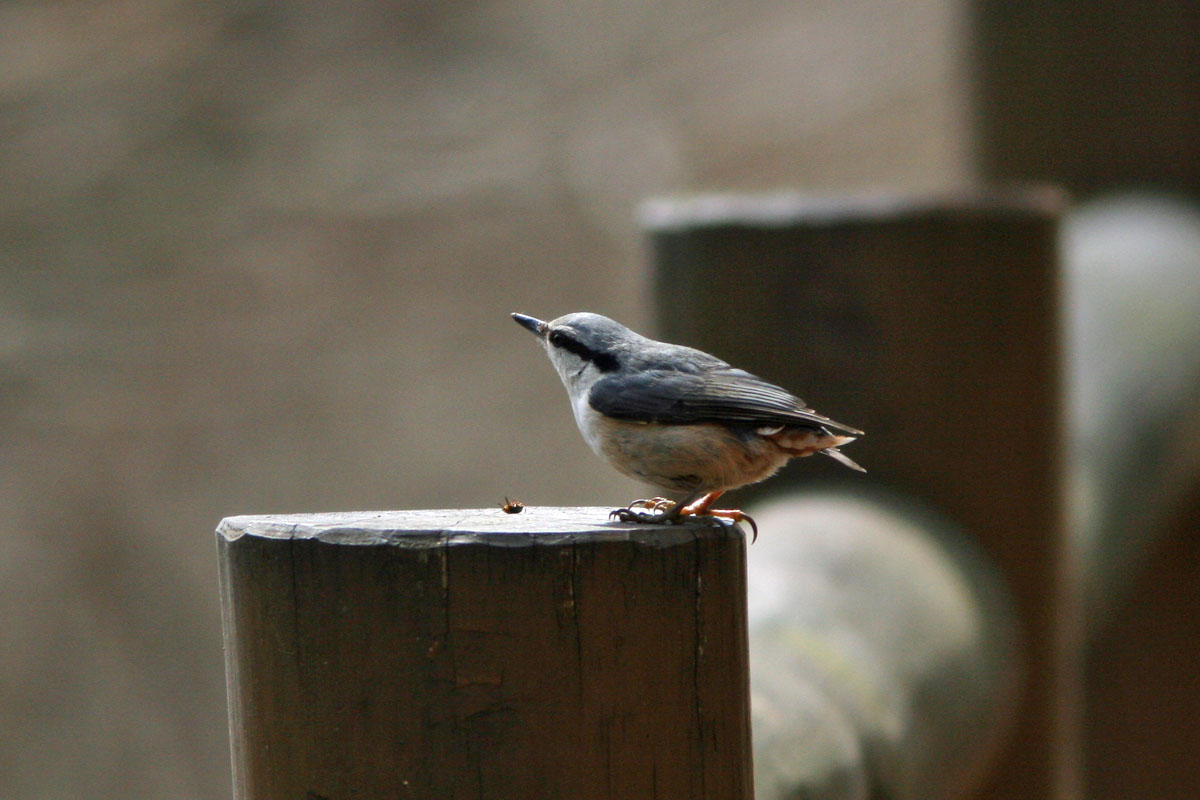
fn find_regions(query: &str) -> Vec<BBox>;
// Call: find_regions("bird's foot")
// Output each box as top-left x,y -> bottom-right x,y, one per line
609,497 -> 678,523
608,501 -> 678,525
626,497 -> 676,512
688,507 -> 758,543
678,491 -> 758,543
609,492 -> 758,542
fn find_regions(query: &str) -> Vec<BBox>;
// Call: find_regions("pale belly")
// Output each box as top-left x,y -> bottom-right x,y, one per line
572,400 -> 790,494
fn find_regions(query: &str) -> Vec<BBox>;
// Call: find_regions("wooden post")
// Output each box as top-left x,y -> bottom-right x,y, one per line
643,190 -> 1078,800
217,507 -> 753,800
973,0 -> 1200,195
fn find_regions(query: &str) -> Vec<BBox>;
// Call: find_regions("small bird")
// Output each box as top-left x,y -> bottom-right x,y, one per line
512,312 -> 863,539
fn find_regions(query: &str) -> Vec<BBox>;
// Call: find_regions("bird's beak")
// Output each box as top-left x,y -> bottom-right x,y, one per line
511,313 -> 548,337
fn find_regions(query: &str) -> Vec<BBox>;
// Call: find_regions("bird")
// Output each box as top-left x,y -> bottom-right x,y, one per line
512,312 -> 863,540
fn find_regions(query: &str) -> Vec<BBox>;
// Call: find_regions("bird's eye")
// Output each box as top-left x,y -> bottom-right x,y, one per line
548,330 -> 566,347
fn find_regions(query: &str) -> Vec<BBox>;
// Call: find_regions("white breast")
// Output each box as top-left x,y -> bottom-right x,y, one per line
570,392 -> 612,458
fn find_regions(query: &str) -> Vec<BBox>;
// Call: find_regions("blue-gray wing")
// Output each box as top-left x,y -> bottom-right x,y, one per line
588,368 -> 863,434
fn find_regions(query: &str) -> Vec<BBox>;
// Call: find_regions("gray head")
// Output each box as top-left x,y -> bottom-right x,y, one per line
511,311 -> 651,392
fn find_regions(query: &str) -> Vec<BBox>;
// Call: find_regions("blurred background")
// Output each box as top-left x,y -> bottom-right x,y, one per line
1,1 -> 1197,798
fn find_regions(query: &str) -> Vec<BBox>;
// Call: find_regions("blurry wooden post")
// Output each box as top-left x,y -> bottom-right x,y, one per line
643,190 -> 1079,800
973,0 -> 1200,195
217,507 -> 753,800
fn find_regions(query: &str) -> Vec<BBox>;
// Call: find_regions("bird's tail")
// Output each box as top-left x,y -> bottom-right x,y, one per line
770,429 -> 866,472
822,445 -> 866,473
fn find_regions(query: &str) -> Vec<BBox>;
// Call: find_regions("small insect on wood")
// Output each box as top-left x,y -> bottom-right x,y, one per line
500,497 -> 525,514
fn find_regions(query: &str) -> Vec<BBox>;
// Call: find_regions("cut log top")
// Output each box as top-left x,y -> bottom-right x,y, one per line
217,504 -> 753,799
639,187 -> 1066,231
216,505 -> 738,547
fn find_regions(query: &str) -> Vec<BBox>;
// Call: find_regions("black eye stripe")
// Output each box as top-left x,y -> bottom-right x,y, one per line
549,330 -> 619,372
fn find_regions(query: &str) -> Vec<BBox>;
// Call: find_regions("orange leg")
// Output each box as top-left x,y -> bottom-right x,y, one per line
611,491 -> 757,542
703,509 -> 758,543
678,491 -> 758,543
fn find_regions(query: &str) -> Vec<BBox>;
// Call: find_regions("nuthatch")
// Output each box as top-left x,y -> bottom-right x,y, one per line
512,312 -> 864,539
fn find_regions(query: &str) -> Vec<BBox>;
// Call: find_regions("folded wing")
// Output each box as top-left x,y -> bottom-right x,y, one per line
588,368 -> 863,435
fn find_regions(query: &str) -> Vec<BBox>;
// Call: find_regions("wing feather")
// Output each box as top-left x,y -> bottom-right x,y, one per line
588,368 -> 863,435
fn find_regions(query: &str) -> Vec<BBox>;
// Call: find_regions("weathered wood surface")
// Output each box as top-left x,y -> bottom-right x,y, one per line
644,190 -> 1077,800
217,507 -> 753,800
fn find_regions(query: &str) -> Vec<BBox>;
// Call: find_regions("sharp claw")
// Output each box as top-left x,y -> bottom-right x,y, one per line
693,509 -> 758,543
608,503 -> 757,541
626,497 -> 676,512
609,504 -> 679,525
610,507 -> 650,523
